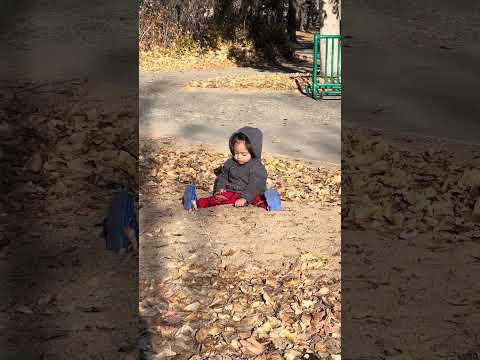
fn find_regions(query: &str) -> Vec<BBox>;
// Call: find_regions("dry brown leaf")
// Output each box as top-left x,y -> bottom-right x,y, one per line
222,248 -> 236,256
157,325 -> 177,337
140,251 -> 341,359
240,337 -> 266,356
256,321 -> 273,338
284,349 -> 301,360
319,287 -> 330,296
208,324 -> 221,337
300,313 -> 312,329
301,299 -> 316,309
278,328 -> 297,343
195,327 -> 210,343
184,302 -> 201,312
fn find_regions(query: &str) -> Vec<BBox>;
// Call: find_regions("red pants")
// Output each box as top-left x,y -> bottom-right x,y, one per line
197,191 -> 268,210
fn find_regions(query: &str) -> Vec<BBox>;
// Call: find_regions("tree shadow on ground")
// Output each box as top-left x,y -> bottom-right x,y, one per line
173,123 -> 340,165
138,184 -> 225,357
222,30 -> 327,99
2,2 -> 140,358
138,316 -> 152,359
343,45 -> 480,143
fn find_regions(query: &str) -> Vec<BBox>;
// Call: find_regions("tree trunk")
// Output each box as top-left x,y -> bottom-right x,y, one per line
287,0 -> 298,42
273,0 -> 285,26
214,0 -> 233,31
319,0 -> 340,35
304,0 -> 318,32
319,0 -> 341,77
298,0 -> 307,32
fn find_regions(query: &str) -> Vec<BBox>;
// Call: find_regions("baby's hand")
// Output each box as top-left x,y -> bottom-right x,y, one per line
123,227 -> 138,252
214,189 -> 228,201
234,198 -> 247,207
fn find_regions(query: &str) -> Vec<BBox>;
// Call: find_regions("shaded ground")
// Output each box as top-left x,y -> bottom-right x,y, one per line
342,127 -> 480,359
2,5 -> 139,359
344,1 -> 480,144
1,81 -> 138,360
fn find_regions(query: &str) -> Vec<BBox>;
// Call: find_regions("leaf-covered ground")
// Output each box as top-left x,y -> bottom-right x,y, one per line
1,81 -> 138,359
342,128 -> 480,234
186,73 -> 314,92
139,40 -> 260,72
139,253 -> 340,360
342,128 -> 480,359
140,48 -> 238,72
140,139 -> 340,205
139,138 -> 341,360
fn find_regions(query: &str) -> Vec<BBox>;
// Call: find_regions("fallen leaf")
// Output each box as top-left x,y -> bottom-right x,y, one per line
279,328 -> 296,342
319,287 -> 330,296
284,349 -> 301,360
301,299 -> 316,308
195,327 -> 210,343
184,302 -> 201,312
15,305 -> 34,314
240,337 -> 266,356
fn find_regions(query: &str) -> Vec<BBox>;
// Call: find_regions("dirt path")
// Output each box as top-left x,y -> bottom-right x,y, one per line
140,65 -> 341,165
344,1 -> 480,145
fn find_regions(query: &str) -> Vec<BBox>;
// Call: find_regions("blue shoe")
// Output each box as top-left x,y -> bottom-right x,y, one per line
264,189 -> 282,211
183,184 -> 197,210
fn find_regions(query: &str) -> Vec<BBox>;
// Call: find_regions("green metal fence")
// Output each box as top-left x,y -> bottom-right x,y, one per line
305,33 -> 342,99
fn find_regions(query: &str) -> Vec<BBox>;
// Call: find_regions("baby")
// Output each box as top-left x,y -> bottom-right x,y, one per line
183,126 -> 281,211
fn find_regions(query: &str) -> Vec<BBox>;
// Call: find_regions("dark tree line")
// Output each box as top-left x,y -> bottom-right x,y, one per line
140,0 -> 340,54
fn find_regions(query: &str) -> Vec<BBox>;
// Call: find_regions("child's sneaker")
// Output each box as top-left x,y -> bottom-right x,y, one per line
264,189 -> 282,211
183,184 -> 198,210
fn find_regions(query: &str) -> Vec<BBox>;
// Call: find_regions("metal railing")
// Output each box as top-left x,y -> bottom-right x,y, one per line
305,33 -> 342,99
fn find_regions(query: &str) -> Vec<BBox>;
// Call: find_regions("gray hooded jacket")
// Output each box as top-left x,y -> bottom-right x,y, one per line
213,127 -> 268,203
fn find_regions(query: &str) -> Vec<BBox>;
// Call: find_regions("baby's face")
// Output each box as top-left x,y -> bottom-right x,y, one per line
233,141 -> 252,165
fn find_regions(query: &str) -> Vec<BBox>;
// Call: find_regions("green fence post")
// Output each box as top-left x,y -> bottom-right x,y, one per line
312,32 -> 319,99
324,37 -> 329,84
336,38 -> 341,83
330,37 -> 335,83
306,33 -> 342,99
320,34 -> 342,98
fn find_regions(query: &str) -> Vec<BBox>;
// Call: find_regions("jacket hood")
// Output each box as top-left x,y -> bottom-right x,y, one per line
229,126 -> 263,159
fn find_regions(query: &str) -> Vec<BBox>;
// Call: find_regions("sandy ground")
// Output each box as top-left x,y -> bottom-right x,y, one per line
138,136 -> 341,358
139,136 -> 341,283
140,197 -> 340,283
